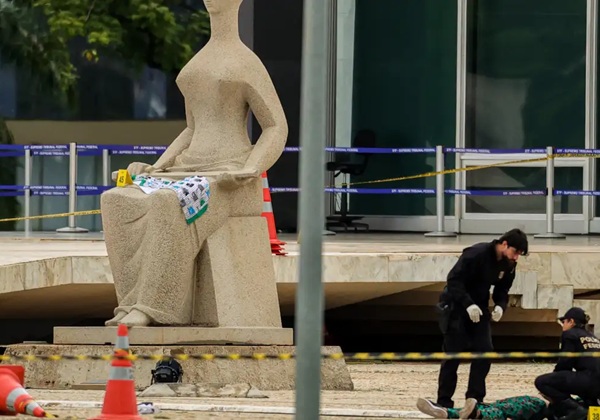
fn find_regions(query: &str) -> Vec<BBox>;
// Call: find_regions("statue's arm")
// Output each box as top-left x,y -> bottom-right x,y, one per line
242,66 -> 289,175
153,98 -> 195,170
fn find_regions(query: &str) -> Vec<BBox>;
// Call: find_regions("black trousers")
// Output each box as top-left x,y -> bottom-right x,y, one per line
437,312 -> 493,408
535,370 -> 600,404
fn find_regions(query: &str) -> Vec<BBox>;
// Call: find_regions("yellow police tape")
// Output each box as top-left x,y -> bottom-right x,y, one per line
0,153 -> 598,224
1,351 -> 600,362
0,209 -> 101,224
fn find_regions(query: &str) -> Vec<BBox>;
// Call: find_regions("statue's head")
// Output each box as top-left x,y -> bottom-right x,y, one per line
203,0 -> 243,15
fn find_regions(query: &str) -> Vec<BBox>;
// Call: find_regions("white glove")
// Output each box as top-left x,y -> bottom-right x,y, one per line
466,304 -> 483,323
492,305 -> 503,322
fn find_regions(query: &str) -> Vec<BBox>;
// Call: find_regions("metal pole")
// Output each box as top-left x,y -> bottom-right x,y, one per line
584,0 -> 598,233
100,148 -> 111,234
454,0 -> 468,235
102,149 -> 111,187
534,146 -> 566,239
323,0 -> 337,237
295,0 -> 329,418
57,142 -> 88,233
24,149 -> 31,235
425,146 -> 456,237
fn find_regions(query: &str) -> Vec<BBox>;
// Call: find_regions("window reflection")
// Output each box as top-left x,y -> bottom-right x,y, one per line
464,0 -> 586,216
465,167 -> 583,214
466,0 -> 586,150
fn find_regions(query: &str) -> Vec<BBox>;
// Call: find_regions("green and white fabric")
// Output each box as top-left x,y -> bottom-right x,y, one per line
132,175 -> 210,224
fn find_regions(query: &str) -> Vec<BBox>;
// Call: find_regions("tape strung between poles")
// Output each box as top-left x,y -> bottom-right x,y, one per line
1,351 -> 599,362
0,152 -> 595,224
0,209 -> 101,223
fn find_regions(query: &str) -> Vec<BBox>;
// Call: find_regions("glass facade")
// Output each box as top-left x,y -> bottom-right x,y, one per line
333,0 -> 595,234
349,0 -> 457,216
466,0 -> 586,150
464,0 -> 587,217
466,167 -> 584,214
0,55 -> 186,121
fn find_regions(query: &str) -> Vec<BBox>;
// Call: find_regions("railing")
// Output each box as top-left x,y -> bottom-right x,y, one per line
0,143 -> 596,237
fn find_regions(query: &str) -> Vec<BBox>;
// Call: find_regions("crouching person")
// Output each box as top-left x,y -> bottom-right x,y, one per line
535,307 -> 600,420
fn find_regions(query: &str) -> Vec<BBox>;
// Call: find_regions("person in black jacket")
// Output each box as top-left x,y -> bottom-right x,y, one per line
535,307 -> 600,420
426,228 -> 529,410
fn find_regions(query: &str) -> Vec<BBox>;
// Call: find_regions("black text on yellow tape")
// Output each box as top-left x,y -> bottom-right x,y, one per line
1,351 -> 599,362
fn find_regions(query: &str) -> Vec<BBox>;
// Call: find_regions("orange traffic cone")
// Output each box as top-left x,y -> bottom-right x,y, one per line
91,324 -> 141,420
0,366 -> 48,417
261,172 -> 286,256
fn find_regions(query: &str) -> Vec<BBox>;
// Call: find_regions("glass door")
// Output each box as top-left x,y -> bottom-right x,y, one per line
456,0 -> 590,234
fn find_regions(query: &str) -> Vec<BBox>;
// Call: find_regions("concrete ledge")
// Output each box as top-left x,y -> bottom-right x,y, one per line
53,327 -> 294,346
3,344 -> 354,391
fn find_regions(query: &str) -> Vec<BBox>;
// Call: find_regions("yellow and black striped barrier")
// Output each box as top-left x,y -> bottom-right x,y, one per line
1,351 -> 600,362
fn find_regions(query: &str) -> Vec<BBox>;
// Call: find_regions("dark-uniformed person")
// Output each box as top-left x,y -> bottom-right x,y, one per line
423,228 -> 528,412
535,307 -> 600,420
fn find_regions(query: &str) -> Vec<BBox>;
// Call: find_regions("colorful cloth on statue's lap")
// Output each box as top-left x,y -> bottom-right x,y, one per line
131,175 -> 210,224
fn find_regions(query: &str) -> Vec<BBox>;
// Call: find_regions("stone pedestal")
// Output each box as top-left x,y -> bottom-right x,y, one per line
3,344 -> 354,391
53,326 -> 293,346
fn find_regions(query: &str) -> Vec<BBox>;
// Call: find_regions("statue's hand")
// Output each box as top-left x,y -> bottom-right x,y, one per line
216,169 -> 260,190
127,162 -> 159,177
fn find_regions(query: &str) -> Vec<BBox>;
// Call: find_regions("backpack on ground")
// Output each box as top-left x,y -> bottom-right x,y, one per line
150,358 -> 183,384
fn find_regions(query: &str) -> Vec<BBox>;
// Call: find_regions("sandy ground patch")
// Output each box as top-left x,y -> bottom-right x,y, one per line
5,362 -> 553,419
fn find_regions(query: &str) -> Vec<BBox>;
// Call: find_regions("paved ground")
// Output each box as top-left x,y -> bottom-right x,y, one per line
9,362 -> 553,419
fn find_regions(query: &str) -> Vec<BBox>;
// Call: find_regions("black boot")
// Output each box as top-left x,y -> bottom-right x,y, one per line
556,399 -> 588,420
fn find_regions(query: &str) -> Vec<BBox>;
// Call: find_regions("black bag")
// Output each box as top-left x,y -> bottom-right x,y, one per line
150,358 -> 183,384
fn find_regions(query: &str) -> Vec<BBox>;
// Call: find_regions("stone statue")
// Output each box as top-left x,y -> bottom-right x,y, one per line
101,0 -> 288,328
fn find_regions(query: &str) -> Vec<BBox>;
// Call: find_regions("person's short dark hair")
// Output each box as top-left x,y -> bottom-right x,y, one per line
559,307 -> 590,326
499,228 -> 528,256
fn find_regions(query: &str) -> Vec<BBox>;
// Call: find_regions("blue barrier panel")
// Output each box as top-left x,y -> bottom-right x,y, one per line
32,191 -> 69,196
283,147 -> 436,154
555,190 -> 600,196
23,145 -> 70,156
77,144 -> 104,157
108,145 -> 167,155
32,151 -> 70,156
0,185 -> 110,197
29,185 -> 68,191
0,191 -> 23,197
76,185 -> 112,196
110,150 -> 163,156
0,152 -> 24,158
445,147 -> 547,154
270,187 -> 547,196
328,188 -> 436,194
25,145 -> 68,150
5,144 -> 598,156
270,187 -> 436,194
555,148 -> 600,155
0,145 -> 25,151
8,144 -> 600,156
446,189 -> 546,196
0,185 -> 26,191
0,144 -> 70,156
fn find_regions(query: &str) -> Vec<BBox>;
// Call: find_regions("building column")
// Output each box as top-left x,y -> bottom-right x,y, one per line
335,0 -> 356,149
330,0 -> 356,212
